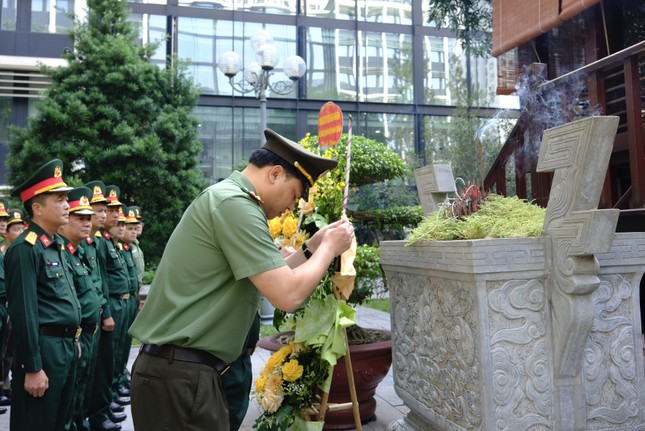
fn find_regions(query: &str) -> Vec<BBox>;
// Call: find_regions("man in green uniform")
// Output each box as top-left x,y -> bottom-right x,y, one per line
58,187 -> 101,431
84,181 -> 121,431
5,159 -> 81,431
129,206 -> 145,287
101,187 -> 130,422
129,129 -> 355,431
0,198 -> 11,414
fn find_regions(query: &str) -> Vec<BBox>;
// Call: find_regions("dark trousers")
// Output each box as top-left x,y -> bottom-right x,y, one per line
87,330 -> 114,423
108,296 -> 129,398
10,335 -> 78,431
130,351 -> 229,431
72,329 -> 99,431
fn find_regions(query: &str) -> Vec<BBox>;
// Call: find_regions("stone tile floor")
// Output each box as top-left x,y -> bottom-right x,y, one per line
0,306 -> 407,431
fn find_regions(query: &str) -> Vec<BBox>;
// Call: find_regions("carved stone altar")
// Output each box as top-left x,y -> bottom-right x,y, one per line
380,117 -> 645,430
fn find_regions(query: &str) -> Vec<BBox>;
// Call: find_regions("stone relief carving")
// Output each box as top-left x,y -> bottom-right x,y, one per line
390,272 -> 481,430
488,279 -> 552,430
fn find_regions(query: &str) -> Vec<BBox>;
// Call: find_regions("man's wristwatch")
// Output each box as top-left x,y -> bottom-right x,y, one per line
302,242 -> 313,259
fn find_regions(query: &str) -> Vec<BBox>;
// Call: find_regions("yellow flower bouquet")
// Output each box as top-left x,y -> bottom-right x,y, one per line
253,340 -> 329,431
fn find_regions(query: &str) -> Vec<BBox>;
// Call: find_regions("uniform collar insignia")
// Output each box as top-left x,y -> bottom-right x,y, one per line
66,242 -> 76,254
40,234 -> 51,247
86,237 -> 93,244
103,231 -> 111,240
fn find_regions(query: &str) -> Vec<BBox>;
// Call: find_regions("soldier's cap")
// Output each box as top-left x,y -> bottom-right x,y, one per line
125,206 -> 139,224
86,180 -> 109,204
67,187 -> 94,216
262,129 -> 338,189
117,205 -> 126,223
7,209 -> 24,226
130,205 -> 142,220
12,159 -> 73,203
0,198 -> 9,218
105,185 -> 122,207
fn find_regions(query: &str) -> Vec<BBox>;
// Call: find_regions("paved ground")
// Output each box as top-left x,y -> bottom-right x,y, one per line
0,305 -> 407,430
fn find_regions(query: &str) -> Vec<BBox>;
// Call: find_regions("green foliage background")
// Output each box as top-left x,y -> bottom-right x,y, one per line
7,0 -> 207,263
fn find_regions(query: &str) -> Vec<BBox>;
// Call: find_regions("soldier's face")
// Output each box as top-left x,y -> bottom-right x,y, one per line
124,224 -> 138,244
110,222 -> 125,240
91,203 -> 108,230
105,206 -> 120,229
36,192 -> 69,228
62,214 -> 92,243
5,224 -> 24,244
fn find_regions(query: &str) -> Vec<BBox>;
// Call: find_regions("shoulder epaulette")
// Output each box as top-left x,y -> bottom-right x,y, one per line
94,231 -> 102,238
25,231 -> 37,245
117,243 -> 123,250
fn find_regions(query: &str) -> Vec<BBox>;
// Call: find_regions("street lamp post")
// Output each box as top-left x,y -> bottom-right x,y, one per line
217,30 -> 307,144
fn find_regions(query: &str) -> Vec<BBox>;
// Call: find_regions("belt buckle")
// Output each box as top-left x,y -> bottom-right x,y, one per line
122,293 -> 130,300
93,325 -> 99,334
74,327 -> 82,340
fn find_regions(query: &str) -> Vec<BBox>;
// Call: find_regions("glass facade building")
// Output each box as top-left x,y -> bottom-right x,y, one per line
0,0 -> 517,184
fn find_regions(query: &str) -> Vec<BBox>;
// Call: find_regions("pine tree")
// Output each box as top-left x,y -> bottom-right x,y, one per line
8,0 -> 207,262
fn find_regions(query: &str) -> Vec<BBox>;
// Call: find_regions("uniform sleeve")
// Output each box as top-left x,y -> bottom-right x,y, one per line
5,244 -> 42,373
212,196 -> 285,280
96,239 -> 112,320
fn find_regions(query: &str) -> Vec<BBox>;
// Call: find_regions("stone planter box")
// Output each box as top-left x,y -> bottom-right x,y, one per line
380,235 -> 645,431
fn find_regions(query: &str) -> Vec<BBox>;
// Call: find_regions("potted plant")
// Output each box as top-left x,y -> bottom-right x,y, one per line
255,132 -> 409,430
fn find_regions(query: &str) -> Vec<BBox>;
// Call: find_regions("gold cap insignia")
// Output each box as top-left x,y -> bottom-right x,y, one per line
80,196 -> 90,206
109,190 -> 117,198
94,185 -> 101,194
12,212 -> 20,218
54,166 -> 62,178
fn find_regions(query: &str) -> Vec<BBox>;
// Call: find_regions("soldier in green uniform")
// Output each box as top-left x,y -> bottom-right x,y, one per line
0,207 -> 25,409
58,187 -> 101,431
84,181 -> 121,431
5,159 -> 81,431
0,198 -> 11,415
129,206 -> 145,287
101,187 -> 130,423
129,129 -> 355,431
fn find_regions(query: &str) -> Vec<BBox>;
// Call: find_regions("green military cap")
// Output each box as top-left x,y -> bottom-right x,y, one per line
130,205 -> 142,220
105,185 -> 122,207
0,198 -> 9,218
262,129 -> 338,187
7,209 -> 24,226
117,205 -> 127,222
86,180 -> 109,204
125,206 -> 139,224
67,187 -> 94,216
12,159 -> 72,203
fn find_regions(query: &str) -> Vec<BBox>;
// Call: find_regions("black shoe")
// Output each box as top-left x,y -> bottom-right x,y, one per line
117,387 -> 130,397
0,395 -> 10,406
113,396 -> 130,406
108,410 -> 126,423
89,418 -> 121,431
109,401 -> 124,412
0,407 -> 6,415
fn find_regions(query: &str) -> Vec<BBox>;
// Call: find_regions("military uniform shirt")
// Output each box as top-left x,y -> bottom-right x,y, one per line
119,241 -> 139,294
131,239 -> 145,285
5,223 -> 81,372
80,235 -> 111,320
97,229 -> 130,295
129,171 -> 285,363
64,240 -> 101,326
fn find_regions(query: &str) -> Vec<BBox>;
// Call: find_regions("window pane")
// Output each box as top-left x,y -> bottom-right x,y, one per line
359,31 -> 413,103
129,14 -> 168,66
306,27 -> 357,101
176,0 -> 297,15
1,0 -> 17,30
303,0 -> 355,19
361,112 -> 416,167
423,35 -> 458,105
359,0 -> 412,24
31,0 -> 77,33
194,106 -> 296,183
179,19 -> 298,97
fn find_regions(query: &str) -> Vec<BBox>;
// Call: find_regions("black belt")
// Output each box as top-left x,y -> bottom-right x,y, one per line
39,325 -> 81,340
0,297 -> 6,305
80,323 -> 99,334
110,293 -> 130,300
141,344 -> 229,375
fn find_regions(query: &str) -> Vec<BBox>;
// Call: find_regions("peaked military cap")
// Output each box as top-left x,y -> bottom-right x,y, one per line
86,180 -> 109,204
105,185 -> 122,207
262,129 -> 338,187
117,205 -> 127,222
67,187 -> 94,216
130,205 -> 142,220
12,159 -> 72,202
0,198 -> 9,218
7,209 -> 24,226
125,206 -> 139,224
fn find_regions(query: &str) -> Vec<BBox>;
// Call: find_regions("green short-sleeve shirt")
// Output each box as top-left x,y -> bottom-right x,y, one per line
129,172 -> 285,363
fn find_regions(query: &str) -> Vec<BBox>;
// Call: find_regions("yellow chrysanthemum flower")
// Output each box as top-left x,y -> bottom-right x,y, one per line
282,359 -> 304,382
281,216 -> 298,238
255,375 -> 267,392
268,217 -> 282,239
